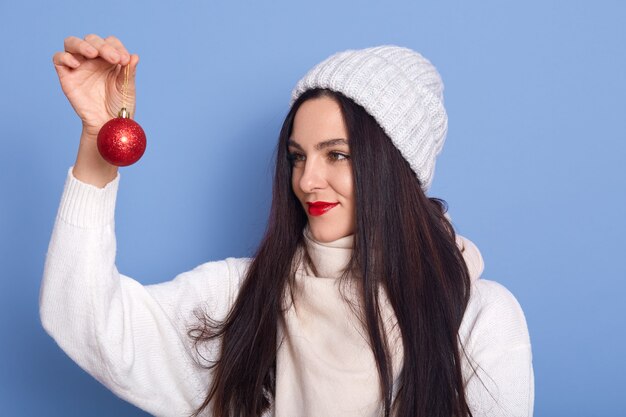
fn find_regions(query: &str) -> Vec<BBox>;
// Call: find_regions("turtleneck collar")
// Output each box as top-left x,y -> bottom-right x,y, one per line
302,225 -> 353,279
300,225 -> 484,282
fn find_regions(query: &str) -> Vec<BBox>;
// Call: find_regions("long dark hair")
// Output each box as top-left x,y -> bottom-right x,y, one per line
188,88 -> 474,417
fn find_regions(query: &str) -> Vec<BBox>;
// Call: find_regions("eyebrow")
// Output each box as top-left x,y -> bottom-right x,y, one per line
287,138 -> 349,151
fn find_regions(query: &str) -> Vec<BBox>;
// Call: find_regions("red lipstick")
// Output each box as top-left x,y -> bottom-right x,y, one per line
307,201 -> 339,216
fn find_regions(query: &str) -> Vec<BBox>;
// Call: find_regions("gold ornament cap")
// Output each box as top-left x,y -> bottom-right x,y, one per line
118,107 -> 131,118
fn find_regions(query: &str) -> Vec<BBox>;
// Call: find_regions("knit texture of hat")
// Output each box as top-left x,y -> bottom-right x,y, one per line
290,45 -> 447,191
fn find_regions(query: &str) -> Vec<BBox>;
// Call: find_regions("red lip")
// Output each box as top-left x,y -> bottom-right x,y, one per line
306,201 -> 339,216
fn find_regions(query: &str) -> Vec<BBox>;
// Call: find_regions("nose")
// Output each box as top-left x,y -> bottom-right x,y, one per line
299,156 -> 327,194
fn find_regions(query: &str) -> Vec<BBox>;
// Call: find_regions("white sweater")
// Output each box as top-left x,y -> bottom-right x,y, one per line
40,167 -> 534,417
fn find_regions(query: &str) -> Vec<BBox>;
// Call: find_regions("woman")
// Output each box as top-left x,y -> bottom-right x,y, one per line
42,34 -> 534,417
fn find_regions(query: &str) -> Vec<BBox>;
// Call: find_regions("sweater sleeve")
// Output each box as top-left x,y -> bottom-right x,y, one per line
459,279 -> 534,417
39,167 -> 251,417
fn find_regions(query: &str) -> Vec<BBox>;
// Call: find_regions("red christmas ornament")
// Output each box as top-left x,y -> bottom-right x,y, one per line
97,108 -> 146,166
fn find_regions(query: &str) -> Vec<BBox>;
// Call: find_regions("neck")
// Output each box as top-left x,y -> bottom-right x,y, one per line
302,225 -> 354,279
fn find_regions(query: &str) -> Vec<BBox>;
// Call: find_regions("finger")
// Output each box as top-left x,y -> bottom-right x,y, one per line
52,52 -> 74,78
83,33 -> 122,64
104,36 -> 131,66
63,36 -> 98,59
52,51 -> 81,69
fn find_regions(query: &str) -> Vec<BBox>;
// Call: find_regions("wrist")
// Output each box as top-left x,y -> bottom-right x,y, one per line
81,125 -> 101,139
74,136 -> 119,188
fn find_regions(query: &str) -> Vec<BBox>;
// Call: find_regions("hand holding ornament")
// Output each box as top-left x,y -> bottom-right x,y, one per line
53,34 -> 138,138
52,34 -> 146,185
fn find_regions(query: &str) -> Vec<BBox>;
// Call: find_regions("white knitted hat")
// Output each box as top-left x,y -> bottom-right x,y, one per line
289,45 -> 448,191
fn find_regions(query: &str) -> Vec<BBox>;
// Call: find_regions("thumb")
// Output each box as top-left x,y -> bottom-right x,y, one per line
130,54 -> 139,77
116,54 -> 139,87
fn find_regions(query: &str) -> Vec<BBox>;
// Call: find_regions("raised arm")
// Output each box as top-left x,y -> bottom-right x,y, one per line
41,34 -> 250,416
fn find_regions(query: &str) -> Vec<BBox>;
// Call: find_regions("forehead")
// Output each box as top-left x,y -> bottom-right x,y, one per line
290,96 -> 348,146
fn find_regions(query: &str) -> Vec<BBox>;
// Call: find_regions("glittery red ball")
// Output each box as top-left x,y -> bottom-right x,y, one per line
97,117 -> 147,166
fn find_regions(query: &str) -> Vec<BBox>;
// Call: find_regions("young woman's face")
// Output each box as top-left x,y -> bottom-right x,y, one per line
289,96 -> 355,243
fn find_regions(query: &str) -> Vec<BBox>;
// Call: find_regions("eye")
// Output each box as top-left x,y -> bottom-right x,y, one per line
287,152 -> 305,165
328,151 -> 350,162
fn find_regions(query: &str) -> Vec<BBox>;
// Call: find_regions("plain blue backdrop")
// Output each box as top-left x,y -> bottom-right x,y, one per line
1,0 -> 624,415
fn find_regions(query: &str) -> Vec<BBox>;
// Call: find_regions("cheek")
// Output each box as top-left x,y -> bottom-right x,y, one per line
337,169 -> 354,201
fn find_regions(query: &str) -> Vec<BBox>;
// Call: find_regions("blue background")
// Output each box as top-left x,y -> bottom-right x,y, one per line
1,0 -> 624,415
